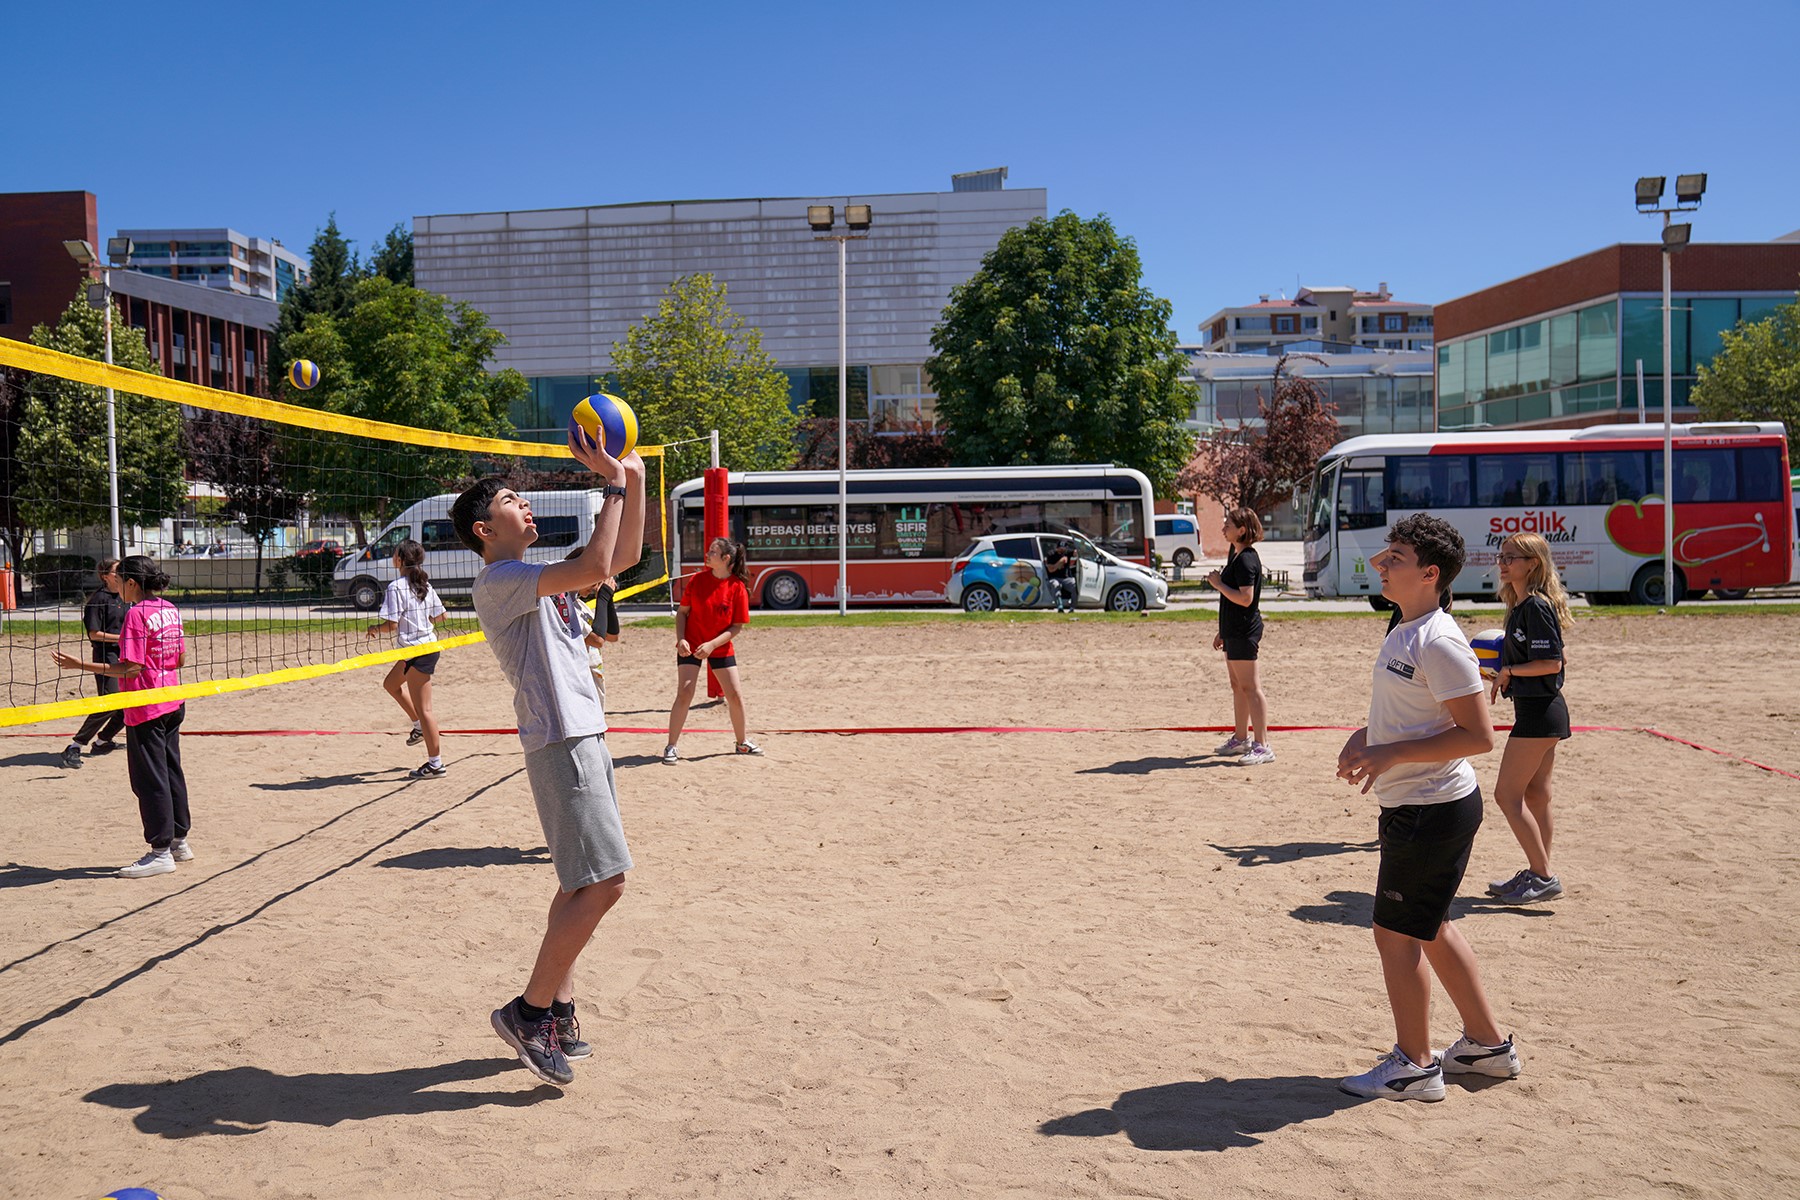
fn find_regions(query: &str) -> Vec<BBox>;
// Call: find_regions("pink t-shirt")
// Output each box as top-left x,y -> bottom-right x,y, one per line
118,596 -> 185,725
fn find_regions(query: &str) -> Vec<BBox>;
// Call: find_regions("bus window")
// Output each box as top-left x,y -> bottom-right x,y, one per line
1739,447 -> 1784,502
744,505 -> 816,560
1568,450 -> 1650,504
1673,449 -> 1735,503
1474,453 -> 1561,506
1386,455 -> 1472,510
1336,470 -> 1385,530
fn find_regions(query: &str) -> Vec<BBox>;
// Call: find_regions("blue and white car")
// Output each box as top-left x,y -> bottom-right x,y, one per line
946,531 -> 1169,613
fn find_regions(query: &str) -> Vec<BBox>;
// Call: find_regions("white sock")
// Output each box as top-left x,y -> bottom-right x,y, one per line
427,755 -> 442,768
412,720 -> 422,731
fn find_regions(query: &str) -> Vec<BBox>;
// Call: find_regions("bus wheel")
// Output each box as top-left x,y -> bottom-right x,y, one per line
1711,587 -> 1751,600
1172,549 -> 1194,569
350,576 -> 382,611
1628,562 -> 1687,607
1106,583 -> 1146,612
1367,595 -> 1396,612
762,571 -> 809,610
961,584 -> 998,612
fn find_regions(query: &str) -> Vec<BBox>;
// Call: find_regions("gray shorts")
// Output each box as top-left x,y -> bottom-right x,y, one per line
523,732 -> 633,892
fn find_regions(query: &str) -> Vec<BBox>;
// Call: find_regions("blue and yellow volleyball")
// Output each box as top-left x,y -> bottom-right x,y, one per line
569,393 -> 638,459
288,360 -> 321,390
1470,628 -> 1505,679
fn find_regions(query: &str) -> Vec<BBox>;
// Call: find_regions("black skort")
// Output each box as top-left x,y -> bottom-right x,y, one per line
1373,786 -> 1483,941
1509,693 -> 1570,740
677,654 -> 737,669
1223,637 -> 1260,662
403,651 -> 441,676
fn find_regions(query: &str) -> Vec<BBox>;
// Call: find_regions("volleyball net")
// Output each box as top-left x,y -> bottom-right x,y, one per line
0,336 -> 671,729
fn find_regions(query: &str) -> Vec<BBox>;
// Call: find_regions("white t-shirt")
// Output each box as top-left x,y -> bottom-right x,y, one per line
380,577 -> 447,647
472,558 -> 606,753
1367,608 -> 1484,807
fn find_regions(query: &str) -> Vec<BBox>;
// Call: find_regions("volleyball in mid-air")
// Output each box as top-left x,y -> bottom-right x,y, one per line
569,393 -> 638,459
288,360 -> 321,390
1470,629 -> 1505,678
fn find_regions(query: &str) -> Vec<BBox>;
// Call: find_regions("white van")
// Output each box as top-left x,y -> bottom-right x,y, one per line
333,490 -> 607,610
1151,514 -> 1203,569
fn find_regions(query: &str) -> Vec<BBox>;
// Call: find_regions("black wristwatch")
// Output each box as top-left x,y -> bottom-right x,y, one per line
602,484 -> 627,499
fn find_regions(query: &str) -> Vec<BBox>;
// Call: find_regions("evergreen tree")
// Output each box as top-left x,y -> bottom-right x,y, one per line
369,224 -> 414,287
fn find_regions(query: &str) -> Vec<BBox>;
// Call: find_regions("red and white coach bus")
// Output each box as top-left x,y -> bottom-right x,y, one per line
670,465 -> 1155,608
1302,422 -> 1794,606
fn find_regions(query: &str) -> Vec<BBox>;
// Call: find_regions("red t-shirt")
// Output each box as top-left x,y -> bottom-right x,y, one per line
683,571 -> 750,656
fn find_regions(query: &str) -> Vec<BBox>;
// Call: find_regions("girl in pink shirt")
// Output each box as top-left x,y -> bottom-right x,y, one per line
52,555 -> 192,878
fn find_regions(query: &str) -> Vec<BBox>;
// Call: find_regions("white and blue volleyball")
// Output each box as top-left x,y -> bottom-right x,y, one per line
1470,628 -> 1505,678
569,393 -> 639,459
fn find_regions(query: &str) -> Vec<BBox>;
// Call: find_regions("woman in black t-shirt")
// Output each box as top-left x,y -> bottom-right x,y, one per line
1206,507 -> 1273,766
61,557 -> 127,767
1488,532 -> 1573,905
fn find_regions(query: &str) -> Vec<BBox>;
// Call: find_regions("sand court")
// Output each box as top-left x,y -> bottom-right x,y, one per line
1,611 -> 1796,1198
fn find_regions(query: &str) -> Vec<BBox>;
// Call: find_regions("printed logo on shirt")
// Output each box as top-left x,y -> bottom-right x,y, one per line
1512,627 -> 1527,642
1383,657 -> 1416,680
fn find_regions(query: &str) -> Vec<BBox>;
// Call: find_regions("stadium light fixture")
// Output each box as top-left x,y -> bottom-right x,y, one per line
1662,223 -> 1692,250
1634,176 -> 1666,209
63,239 -> 97,266
106,236 -> 135,265
844,204 -> 873,231
807,205 -> 836,232
1675,173 -> 1707,205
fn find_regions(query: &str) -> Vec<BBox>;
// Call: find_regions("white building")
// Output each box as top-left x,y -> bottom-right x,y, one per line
115,227 -> 311,303
1196,283 -> 1434,355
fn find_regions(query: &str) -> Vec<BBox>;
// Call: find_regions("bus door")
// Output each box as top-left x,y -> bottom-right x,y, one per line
1335,462 -> 1388,598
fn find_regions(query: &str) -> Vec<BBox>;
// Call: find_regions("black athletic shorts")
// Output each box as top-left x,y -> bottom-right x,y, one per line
1223,637 -> 1260,661
1373,786 -> 1483,941
677,654 -> 737,669
403,651 -> 441,676
1509,694 -> 1571,740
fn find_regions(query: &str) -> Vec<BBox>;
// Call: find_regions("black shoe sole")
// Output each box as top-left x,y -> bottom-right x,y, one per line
490,1007 -> 573,1086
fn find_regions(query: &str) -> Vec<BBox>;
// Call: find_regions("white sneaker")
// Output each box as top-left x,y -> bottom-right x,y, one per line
1215,735 -> 1250,756
1340,1046 -> 1445,1101
118,849 -> 176,879
170,837 -> 194,863
1239,742 -> 1276,766
1441,1033 -> 1522,1079
661,745 -> 679,765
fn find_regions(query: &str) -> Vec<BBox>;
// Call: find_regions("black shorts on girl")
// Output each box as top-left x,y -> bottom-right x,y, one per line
1509,694 -> 1570,739
677,654 -> 736,669
403,651 -> 441,676
1373,786 -> 1483,940
1223,637 -> 1259,661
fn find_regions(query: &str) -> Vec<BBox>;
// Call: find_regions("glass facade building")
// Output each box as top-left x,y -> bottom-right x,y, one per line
1182,348 -> 1435,440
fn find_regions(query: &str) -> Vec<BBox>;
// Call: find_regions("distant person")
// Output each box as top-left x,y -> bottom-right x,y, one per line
367,539 -> 448,778
60,558 -> 127,768
663,538 -> 758,764
1045,540 -> 1077,614
1208,508 -> 1272,766
565,547 -> 621,712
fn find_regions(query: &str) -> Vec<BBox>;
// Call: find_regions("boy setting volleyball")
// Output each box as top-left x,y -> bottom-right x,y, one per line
451,429 -> 645,1088
1487,532 -> 1573,905
1334,514 -> 1520,1101
366,539 -> 448,779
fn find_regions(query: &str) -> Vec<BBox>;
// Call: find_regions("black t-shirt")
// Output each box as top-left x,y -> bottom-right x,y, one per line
1502,594 -> 1564,698
1218,546 -> 1263,640
1046,546 -> 1074,581
82,587 -> 127,665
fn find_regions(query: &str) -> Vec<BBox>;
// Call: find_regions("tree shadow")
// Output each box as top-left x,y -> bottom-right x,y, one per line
1039,1075 -> 1361,1151
0,862 -> 117,890
1076,756 -> 1242,776
84,1058 -> 560,1137
375,846 -> 551,870
251,771 -> 406,792
1291,890 -> 1560,927
1210,841 -> 1380,868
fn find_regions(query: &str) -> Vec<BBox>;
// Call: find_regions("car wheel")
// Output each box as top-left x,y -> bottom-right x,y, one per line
1628,562 -> 1686,607
1711,587 -> 1750,600
350,576 -> 382,611
1172,548 -> 1194,569
961,584 -> 998,612
1106,583 -> 1146,612
761,571 -> 809,610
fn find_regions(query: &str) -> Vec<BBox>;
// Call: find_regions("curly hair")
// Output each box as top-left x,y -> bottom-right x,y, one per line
1385,512 -> 1465,590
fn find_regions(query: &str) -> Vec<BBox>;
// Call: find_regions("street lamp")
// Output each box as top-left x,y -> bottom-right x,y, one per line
1634,171 -> 1704,606
807,203 -> 873,616
64,236 -> 133,560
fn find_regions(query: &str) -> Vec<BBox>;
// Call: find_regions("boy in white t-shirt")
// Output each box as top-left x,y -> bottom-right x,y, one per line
1335,513 -> 1522,1101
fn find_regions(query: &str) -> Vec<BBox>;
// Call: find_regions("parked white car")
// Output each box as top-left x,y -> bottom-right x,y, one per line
946,530 -> 1169,613
1152,514 -> 1203,569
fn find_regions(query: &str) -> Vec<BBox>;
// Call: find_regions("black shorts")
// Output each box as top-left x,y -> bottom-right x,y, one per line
1509,694 -> 1570,740
1373,787 -> 1483,941
1222,636 -> 1260,661
403,652 -> 440,676
677,654 -> 737,669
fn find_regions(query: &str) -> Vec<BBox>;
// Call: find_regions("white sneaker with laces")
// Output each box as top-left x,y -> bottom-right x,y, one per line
1340,1046 -> 1445,1101
118,849 -> 176,879
1239,742 -> 1276,766
661,745 -> 679,765
170,837 -> 194,863
1215,735 -> 1250,756
1441,1033 -> 1522,1078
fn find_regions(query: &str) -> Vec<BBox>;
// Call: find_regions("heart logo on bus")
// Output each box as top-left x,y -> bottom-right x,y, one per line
1603,499 -> 1668,559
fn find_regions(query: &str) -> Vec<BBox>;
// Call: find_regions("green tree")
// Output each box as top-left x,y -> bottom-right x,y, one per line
282,276 -> 527,541
928,211 -> 1196,495
610,273 -> 799,485
1693,293 -> 1800,448
16,289 -> 186,554
369,224 -> 414,287
272,214 -> 361,386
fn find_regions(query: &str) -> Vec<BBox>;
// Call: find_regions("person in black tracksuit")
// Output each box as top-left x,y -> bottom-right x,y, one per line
61,558 -> 126,768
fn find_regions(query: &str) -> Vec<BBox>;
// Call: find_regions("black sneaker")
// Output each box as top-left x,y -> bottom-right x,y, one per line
491,1000 -> 573,1086
555,1013 -> 593,1060
91,739 -> 120,756
60,744 -> 82,769
409,761 -> 447,779
406,727 -> 425,746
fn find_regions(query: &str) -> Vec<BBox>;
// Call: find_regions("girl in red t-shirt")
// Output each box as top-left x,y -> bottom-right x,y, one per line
663,538 -> 759,764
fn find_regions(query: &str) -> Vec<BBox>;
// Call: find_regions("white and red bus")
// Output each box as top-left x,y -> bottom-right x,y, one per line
671,465 -> 1155,608
1302,422 -> 1794,606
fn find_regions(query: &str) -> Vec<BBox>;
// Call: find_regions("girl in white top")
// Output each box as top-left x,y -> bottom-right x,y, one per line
366,539 -> 448,777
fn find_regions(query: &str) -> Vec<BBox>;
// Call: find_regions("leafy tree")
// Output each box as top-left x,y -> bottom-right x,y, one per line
369,224 -> 414,287
610,273 -> 799,485
271,214 -> 361,386
16,289 -> 186,555
1693,293 -> 1800,448
1176,355 -> 1341,515
794,417 -> 951,470
0,367 -> 30,572
928,211 -> 1196,494
282,276 -> 527,542
183,412 -> 302,592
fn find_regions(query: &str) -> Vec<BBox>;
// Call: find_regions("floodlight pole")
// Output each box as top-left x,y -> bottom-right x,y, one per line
100,269 -> 122,560
1636,175 -> 1702,607
811,213 -> 869,617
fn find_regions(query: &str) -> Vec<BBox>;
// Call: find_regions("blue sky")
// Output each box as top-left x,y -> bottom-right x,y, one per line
8,0 -> 1796,337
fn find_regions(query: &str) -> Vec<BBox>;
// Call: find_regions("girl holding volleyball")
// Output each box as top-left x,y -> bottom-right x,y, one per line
1487,532 -> 1571,904
367,539 -> 448,778
663,538 -> 760,764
